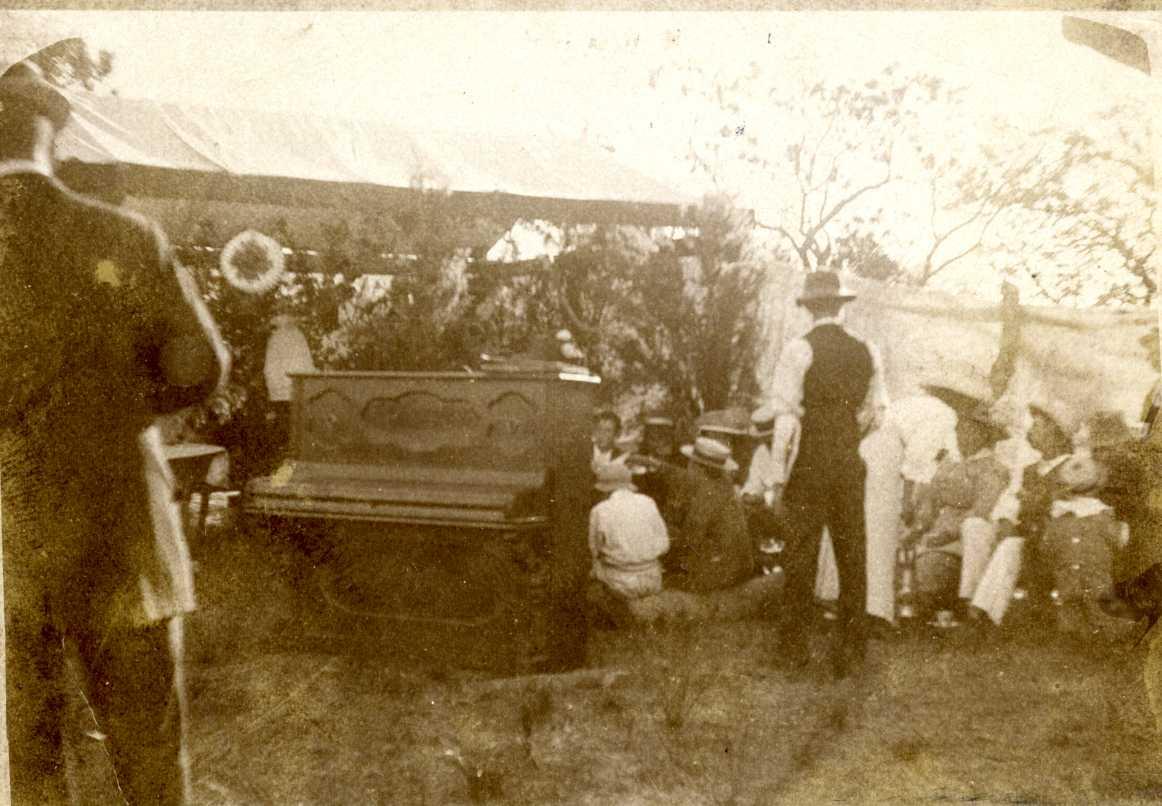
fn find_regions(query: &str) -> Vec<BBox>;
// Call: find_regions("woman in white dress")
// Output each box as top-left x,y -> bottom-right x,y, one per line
860,393 -> 961,626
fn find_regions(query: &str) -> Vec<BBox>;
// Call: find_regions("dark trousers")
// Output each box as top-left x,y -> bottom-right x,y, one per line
6,599 -> 188,805
778,454 -> 868,664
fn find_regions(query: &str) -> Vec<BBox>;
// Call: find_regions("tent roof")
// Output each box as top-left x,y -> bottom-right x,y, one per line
53,92 -> 696,234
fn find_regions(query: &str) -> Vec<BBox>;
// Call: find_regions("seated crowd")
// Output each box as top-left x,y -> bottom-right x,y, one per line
584,390 -> 1160,643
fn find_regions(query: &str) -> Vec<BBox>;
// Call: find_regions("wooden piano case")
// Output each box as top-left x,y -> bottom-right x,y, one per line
243,369 -> 598,673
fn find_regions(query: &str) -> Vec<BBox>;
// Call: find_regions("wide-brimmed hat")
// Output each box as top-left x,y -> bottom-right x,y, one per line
797,271 -> 857,306
923,385 -> 1000,426
595,461 -> 637,493
680,437 -> 740,474
750,404 -> 776,438
923,385 -> 985,414
696,407 -> 750,437
642,409 -> 675,430
0,61 -> 70,130
1079,411 -> 1137,451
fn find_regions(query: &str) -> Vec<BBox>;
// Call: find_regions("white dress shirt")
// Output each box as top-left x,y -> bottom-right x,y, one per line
767,317 -> 889,484
741,443 -> 779,505
588,488 -> 670,598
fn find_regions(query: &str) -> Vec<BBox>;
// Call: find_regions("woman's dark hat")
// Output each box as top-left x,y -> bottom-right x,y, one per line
923,384 -> 1005,440
1082,411 -> 1136,451
0,61 -> 70,130
797,271 -> 857,306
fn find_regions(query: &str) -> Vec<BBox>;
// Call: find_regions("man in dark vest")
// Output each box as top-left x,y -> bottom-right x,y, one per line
768,271 -> 887,680
0,61 -> 228,803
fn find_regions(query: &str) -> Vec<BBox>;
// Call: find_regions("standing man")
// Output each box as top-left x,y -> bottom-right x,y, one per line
0,61 -> 227,803
769,271 -> 887,679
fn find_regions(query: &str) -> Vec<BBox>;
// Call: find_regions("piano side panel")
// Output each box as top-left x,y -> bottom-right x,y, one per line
539,377 -> 598,670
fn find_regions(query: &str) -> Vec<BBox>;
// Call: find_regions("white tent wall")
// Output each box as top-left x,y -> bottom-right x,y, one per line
758,270 -> 1158,433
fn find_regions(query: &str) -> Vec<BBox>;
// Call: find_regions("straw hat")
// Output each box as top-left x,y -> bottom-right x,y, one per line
595,462 -> 637,493
797,271 -> 857,306
696,408 -> 750,437
680,437 -> 740,474
0,61 -> 70,130
642,409 -> 675,430
750,404 -> 776,439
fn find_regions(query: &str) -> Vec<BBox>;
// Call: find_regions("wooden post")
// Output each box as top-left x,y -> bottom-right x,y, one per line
0,470 -> 9,806
989,281 -> 1022,402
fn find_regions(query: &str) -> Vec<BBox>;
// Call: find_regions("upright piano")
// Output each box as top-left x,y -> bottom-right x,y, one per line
244,367 -> 599,673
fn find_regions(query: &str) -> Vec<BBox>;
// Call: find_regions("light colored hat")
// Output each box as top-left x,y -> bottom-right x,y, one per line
642,409 -> 675,429
1058,450 -> 1108,495
595,462 -> 637,493
750,404 -> 776,438
797,271 -> 857,306
696,408 -> 750,437
680,437 -> 740,474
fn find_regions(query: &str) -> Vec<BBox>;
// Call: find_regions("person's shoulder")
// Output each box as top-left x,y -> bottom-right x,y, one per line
778,337 -> 813,364
56,181 -> 170,257
628,489 -> 662,509
844,324 -> 881,357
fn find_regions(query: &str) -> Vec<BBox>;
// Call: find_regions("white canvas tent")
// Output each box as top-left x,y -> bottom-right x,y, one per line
51,92 -> 696,255
762,269 -> 1157,434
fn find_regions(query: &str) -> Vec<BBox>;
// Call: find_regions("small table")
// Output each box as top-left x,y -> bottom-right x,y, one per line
164,443 -> 227,539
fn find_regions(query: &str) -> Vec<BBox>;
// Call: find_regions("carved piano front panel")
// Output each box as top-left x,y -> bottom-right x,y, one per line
297,374 -> 546,472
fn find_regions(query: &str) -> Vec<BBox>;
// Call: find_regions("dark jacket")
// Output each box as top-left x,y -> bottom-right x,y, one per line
664,467 -> 753,593
0,168 -> 227,628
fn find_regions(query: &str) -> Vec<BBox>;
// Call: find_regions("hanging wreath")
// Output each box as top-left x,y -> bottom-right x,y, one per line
220,229 -> 285,294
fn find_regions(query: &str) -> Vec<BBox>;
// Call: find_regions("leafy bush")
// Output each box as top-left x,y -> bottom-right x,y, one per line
179,195 -> 769,480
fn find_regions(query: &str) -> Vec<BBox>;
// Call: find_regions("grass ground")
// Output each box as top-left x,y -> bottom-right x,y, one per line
69,512 -> 1162,805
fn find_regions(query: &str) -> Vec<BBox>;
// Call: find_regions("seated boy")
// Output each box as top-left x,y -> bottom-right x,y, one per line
1042,450 -> 1133,640
586,462 -> 670,627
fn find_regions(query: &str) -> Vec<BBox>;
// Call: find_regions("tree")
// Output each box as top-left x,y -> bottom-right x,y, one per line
910,120 -> 1052,287
545,197 -> 766,421
828,231 -> 903,283
27,37 -> 114,90
1033,106 -> 1154,306
674,63 -> 954,274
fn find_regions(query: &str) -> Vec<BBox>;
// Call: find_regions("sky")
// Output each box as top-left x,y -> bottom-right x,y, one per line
1,10 -> 1156,300
5,11 -> 1151,185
